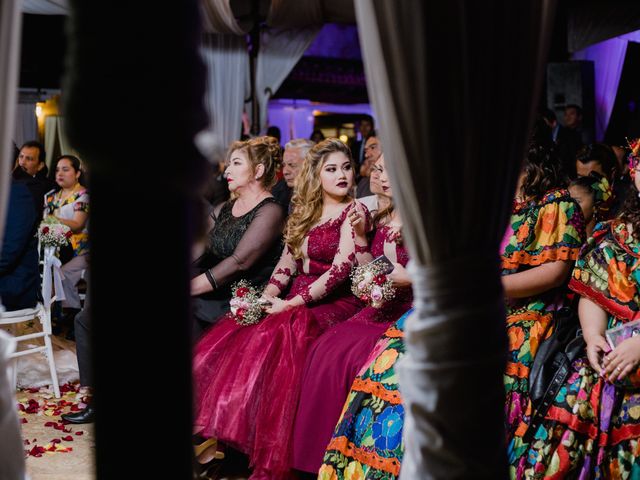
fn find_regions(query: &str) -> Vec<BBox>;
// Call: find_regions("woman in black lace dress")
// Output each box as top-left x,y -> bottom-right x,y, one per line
191,136 -> 286,338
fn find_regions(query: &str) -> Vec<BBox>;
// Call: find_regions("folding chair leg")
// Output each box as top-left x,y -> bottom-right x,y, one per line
10,358 -> 17,393
43,335 -> 60,398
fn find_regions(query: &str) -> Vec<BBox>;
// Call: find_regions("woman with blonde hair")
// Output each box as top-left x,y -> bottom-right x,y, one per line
192,138 -> 368,479
191,136 -> 286,338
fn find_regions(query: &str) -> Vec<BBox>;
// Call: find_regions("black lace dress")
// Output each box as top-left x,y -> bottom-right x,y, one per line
192,197 -> 285,336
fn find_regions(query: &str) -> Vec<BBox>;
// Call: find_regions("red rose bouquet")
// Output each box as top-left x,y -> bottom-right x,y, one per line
229,280 -> 265,326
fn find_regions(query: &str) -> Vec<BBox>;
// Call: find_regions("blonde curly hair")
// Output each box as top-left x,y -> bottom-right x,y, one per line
226,136 -> 282,190
285,138 -> 354,260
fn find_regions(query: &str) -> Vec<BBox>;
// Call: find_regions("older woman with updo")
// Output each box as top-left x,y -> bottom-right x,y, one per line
191,136 -> 286,338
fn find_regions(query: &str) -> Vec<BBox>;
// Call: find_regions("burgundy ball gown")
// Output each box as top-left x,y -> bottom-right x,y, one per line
292,224 -> 412,473
193,202 -> 366,479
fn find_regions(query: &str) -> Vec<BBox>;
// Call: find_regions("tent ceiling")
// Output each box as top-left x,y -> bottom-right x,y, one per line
21,0 -> 356,30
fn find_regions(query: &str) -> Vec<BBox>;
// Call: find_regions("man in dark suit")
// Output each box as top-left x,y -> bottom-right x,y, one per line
13,141 -> 56,210
0,179 -> 40,311
350,116 -> 374,166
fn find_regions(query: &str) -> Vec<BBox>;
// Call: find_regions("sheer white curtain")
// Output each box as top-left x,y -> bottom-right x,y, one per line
0,0 -> 23,245
201,34 -> 249,163
22,0 -> 68,14
355,0 -> 556,477
0,0 -> 27,478
572,30 -> 640,141
44,115 -> 79,168
255,27 -> 319,131
14,103 -> 37,147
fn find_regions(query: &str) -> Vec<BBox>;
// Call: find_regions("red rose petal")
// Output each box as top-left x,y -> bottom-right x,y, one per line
75,431 -> 84,436
62,435 -> 73,442
21,418 -> 28,424
51,438 -> 61,444
44,422 -> 56,427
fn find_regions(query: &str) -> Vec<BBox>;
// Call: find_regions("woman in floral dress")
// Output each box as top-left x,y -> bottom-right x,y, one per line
510,143 -> 640,479
502,138 -> 585,454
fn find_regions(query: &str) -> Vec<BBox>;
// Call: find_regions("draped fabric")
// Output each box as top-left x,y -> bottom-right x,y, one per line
568,2 -> 640,53
0,331 -> 25,480
200,0 -> 248,34
21,0 -> 68,14
572,31 -> 640,142
354,1 -> 556,477
267,0 -> 355,29
0,0 -> 23,263
201,34 -> 249,163
63,0 -> 209,476
44,116 -> 80,168
255,27 -> 319,131
14,103 -> 37,148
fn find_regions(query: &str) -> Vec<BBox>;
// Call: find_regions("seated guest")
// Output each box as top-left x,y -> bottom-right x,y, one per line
0,178 -> 40,311
575,143 -> 620,217
511,143 -> 640,478
192,139 -> 368,478
292,154 -> 412,476
320,308 -> 414,480
356,134 -> 382,200
502,128 -> 585,455
190,136 -> 286,339
61,291 -> 94,424
310,129 -> 325,144
270,138 -> 314,212
44,155 -> 90,329
569,173 -> 612,238
13,140 -> 55,207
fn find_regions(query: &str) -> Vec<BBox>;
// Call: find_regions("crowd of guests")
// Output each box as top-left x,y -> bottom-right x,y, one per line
190,108 -> 640,480
1,141 -> 90,324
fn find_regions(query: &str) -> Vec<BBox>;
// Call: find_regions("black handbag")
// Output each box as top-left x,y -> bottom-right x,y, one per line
524,307 -> 585,442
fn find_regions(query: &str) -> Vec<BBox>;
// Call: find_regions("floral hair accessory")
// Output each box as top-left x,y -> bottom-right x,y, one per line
588,172 -> 613,220
627,137 -> 640,180
229,280 -> 265,326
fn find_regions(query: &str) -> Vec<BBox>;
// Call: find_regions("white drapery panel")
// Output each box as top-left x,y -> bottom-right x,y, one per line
255,27 -> 319,131
22,0 -> 67,14
200,0 -> 248,34
572,30 -> 640,141
0,0 -> 23,251
44,115 -> 79,169
201,34 -> 249,163
0,2 -> 27,476
0,331 -> 25,479
355,0 -> 556,477
14,103 -> 37,148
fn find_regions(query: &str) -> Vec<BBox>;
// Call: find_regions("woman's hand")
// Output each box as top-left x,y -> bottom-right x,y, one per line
190,274 -> 212,296
585,334 -> 610,374
348,202 -> 369,236
602,335 -> 640,382
388,262 -> 411,288
264,297 -> 293,315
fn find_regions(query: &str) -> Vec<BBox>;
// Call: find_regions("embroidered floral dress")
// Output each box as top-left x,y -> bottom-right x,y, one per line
193,202 -> 366,479
510,220 -> 640,479
292,225 -> 411,473
320,309 -> 412,480
502,189 -> 585,441
44,187 -> 90,257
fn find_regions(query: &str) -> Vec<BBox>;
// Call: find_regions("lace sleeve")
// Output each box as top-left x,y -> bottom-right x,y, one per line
265,245 -> 298,296
208,201 -> 285,288
297,206 -> 368,303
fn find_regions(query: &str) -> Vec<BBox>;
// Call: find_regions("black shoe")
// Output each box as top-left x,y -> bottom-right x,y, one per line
61,406 -> 95,424
65,326 -> 75,341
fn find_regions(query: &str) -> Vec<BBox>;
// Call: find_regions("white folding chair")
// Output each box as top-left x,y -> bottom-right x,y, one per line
0,248 -> 61,398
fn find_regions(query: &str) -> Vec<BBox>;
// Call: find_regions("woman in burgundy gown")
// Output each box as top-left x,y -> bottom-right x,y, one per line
291,155 -> 413,476
192,138 -> 368,479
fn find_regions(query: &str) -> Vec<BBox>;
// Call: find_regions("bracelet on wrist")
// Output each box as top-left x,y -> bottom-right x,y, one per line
204,270 -> 218,290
